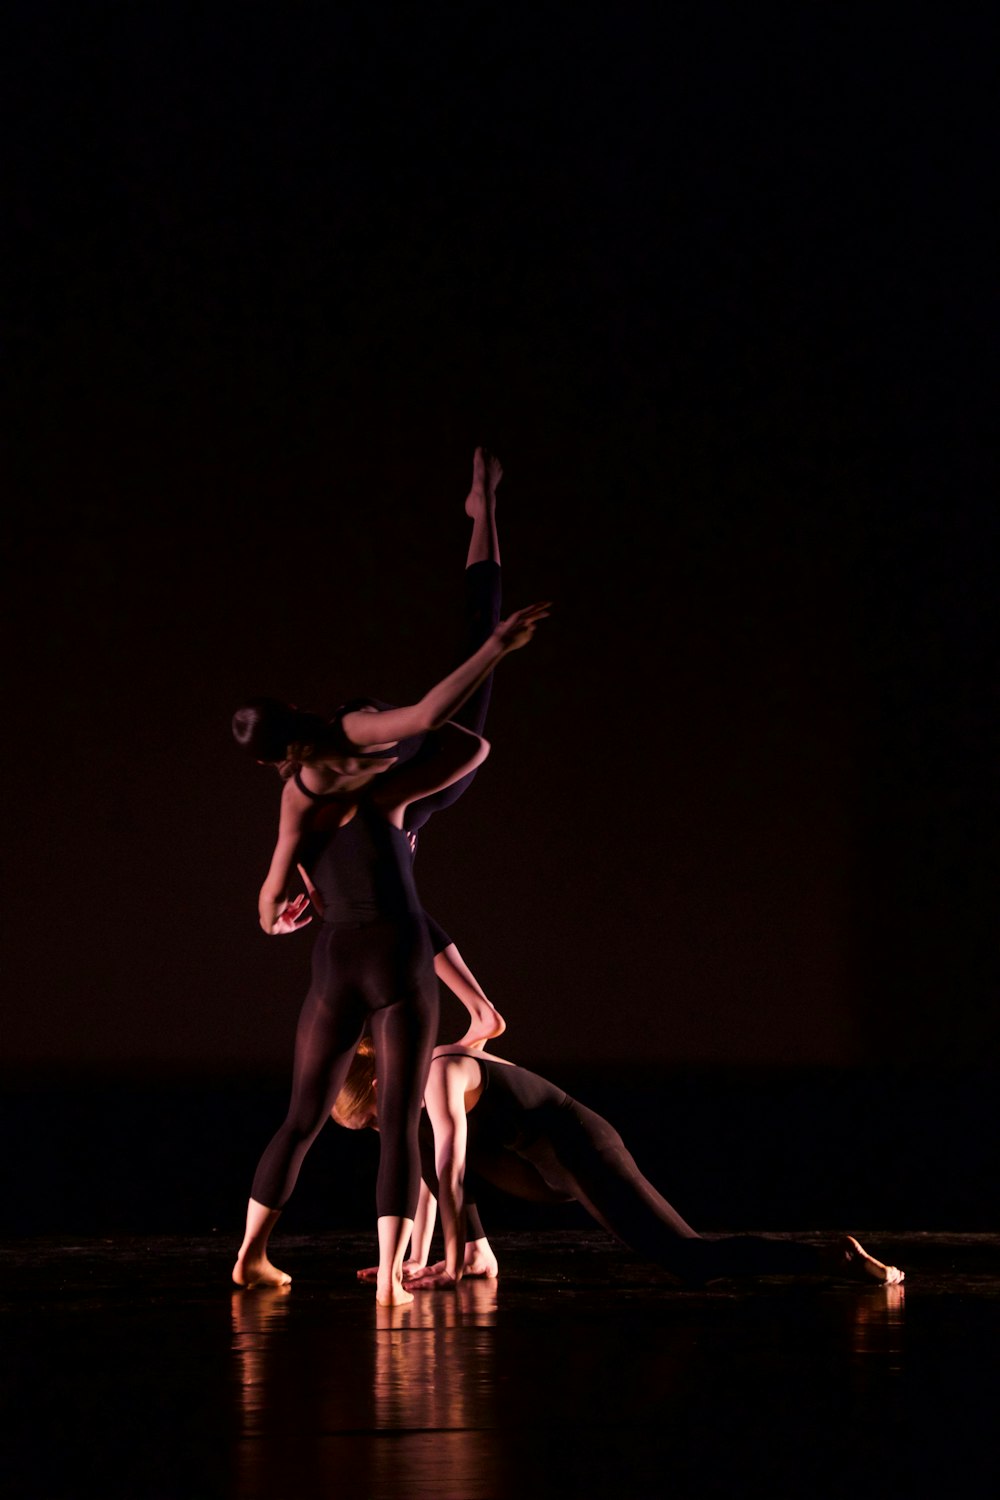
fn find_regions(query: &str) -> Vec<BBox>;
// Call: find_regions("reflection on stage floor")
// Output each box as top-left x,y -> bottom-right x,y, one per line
3,1230 -> 997,1498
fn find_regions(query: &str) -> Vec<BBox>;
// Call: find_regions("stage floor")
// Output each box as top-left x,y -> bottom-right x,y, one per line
2,1229 -> 998,1498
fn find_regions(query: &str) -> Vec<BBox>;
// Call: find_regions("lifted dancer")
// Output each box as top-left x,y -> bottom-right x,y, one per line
296,447 -> 508,1049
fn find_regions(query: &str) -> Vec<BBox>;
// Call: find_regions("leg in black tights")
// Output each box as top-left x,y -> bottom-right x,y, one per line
237,918 -> 439,1289
370,986 -> 439,1218
251,980 -> 368,1208
494,1098 -> 828,1283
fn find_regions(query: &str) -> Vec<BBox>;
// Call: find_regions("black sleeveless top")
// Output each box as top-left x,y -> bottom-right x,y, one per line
432,1052 -> 571,1150
298,781 -> 424,925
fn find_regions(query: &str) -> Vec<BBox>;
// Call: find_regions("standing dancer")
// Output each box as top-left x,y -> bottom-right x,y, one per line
230,570 -> 549,1304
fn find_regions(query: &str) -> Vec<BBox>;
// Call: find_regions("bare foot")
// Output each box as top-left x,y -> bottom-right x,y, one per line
837,1235 -> 905,1285
457,1005 -> 506,1049
465,446 -> 502,518
376,1279 -> 414,1307
232,1253 -> 292,1289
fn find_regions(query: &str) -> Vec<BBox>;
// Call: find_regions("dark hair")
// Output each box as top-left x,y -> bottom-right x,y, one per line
231,698 -> 327,766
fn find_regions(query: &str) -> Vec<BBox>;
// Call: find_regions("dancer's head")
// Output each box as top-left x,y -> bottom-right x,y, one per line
233,697 -> 401,780
332,1037 -> 378,1130
232,698 -> 328,777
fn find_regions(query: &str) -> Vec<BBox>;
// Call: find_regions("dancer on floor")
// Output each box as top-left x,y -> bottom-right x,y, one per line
230,538 -> 549,1303
335,1040 -> 905,1290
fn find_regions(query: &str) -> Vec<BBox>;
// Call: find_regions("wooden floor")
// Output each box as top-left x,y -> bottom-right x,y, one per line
3,1228 -> 998,1499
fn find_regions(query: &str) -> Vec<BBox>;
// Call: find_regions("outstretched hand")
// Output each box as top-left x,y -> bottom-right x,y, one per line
493,601 -> 552,652
407,1263 -> 460,1292
356,1260 -> 424,1284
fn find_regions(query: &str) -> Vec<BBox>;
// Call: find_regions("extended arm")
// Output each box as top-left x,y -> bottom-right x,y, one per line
409,1178 -> 437,1267
338,602 -> 549,749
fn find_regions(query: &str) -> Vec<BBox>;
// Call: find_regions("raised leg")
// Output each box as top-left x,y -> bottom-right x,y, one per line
434,941 -> 506,1047
464,445 -> 501,567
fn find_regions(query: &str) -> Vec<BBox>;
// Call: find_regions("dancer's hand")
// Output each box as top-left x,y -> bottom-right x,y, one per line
356,1260 -> 424,1283
408,1262 -> 460,1291
493,601 -> 551,652
268,894 -> 313,936
462,1244 -> 499,1278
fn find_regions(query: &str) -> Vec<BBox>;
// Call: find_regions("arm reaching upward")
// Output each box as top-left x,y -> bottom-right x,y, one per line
338,602 -> 551,749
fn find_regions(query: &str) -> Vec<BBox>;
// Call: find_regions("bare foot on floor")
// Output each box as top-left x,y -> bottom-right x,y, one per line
466,446 -> 502,518
376,1280 -> 414,1307
232,1253 -> 292,1289
838,1235 -> 905,1285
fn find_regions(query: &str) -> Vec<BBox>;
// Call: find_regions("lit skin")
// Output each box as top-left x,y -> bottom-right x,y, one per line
293,447 -> 508,1048
255,597 -> 549,939
235,571 -> 550,1301
406,1047 -> 510,1289
234,724 -> 493,1302
451,445 -> 505,1047
348,1043 -> 500,1288
357,1046 -> 905,1292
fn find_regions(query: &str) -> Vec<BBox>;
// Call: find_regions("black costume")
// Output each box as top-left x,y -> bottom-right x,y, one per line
252,787 -> 439,1218
421,1053 -> 829,1284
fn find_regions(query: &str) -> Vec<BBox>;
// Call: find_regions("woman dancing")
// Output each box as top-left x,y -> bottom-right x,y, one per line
297,447 -> 508,1048
335,1040 -> 905,1291
230,558 -> 549,1302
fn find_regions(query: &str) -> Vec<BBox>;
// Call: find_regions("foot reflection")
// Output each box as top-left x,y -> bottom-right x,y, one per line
850,1281 -> 906,1373
229,1274 -> 503,1500
372,1279 -> 501,1497
230,1285 -> 292,1435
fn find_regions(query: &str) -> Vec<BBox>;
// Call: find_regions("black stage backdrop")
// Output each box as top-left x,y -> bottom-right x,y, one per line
4,3 -> 997,1237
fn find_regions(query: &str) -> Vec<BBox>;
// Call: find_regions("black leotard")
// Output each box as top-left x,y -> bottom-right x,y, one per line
420,1053 -> 830,1284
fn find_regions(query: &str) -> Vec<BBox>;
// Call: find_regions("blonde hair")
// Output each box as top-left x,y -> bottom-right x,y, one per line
332,1036 -> 377,1127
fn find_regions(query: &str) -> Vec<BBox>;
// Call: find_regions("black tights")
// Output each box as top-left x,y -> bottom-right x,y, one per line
252,917 -> 438,1218
468,1098 -> 827,1283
